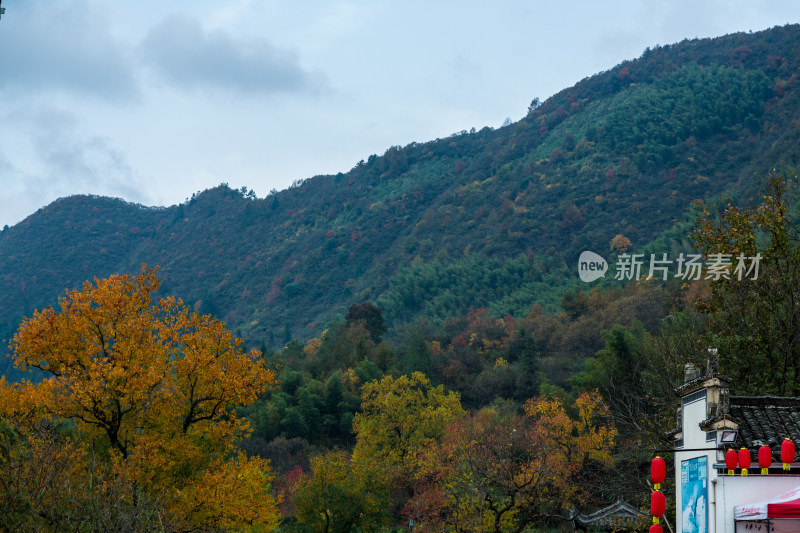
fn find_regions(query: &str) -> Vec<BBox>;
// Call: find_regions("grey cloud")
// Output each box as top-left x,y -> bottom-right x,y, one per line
0,1 -> 139,101
140,14 -> 328,96
31,121 -> 149,205
0,106 -> 151,227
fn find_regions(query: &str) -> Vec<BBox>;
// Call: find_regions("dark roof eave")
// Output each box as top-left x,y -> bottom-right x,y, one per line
699,415 -> 737,431
674,373 -> 733,396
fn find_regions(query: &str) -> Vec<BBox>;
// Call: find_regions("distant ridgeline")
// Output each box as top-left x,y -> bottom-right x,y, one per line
1,24 -> 799,379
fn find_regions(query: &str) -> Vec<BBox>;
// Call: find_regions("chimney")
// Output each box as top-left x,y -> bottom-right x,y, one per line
706,348 -> 719,374
684,362 -> 698,383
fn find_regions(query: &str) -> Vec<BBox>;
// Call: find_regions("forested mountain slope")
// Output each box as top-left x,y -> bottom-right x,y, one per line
1,24 -> 799,377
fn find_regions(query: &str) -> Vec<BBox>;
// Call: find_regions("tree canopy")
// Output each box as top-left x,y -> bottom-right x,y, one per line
693,173 -> 800,395
406,392 -> 617,533
0,266 -> 281,531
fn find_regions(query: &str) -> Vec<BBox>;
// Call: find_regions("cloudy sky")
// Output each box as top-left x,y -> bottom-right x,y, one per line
0,1 -> 796,228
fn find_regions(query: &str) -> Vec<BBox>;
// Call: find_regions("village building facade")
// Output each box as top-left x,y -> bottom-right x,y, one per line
672,352 -> 800,533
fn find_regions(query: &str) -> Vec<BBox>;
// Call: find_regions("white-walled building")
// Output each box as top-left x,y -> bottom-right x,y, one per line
672,354 -> 800,533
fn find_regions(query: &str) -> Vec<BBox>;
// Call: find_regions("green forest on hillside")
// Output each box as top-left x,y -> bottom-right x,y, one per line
3,172 -> 800,530
0,25 -> 798,370
1,25 -> 800,531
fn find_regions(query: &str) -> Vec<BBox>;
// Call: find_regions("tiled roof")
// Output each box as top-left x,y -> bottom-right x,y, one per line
672,356 -> 800,463
675,373 -> 732,397
716,396 -> 800,460
573,500 -> 646,532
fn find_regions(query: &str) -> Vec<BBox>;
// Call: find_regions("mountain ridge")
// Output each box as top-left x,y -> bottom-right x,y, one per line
1,24 -> 799,378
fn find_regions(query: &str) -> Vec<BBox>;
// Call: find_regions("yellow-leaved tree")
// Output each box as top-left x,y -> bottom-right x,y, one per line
0,267 -> 281,531
352,372 -> 465,519
291,450 -> 391,532
406,391 -> 617,533
352,372 -> 466,474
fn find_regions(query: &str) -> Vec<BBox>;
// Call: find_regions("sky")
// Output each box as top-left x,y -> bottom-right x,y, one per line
0,0 -> 796,228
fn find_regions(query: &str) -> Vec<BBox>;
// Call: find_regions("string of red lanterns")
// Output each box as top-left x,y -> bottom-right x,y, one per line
645,439 -> 796,531
651,456 -> 666,530
722,438 -> 794,475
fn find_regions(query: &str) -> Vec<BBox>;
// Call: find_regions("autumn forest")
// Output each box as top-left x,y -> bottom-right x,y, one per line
2,24 -> 800,532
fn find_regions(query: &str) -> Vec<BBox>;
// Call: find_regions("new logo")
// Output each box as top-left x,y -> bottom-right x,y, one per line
578,251 -> 608,282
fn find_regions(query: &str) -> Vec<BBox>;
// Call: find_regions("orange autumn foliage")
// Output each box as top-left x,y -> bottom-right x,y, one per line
407,391 -> 616,533
0,266 -> 281,530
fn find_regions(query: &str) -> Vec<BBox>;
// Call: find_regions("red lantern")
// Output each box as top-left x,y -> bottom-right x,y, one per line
726,448 -> 738,475
783,439 -> 795,471
651,490 -> 666,523
739,448 -> 751,476
650,524 -> 663,533
759,445 -> 772,475
651,456 -> 666,490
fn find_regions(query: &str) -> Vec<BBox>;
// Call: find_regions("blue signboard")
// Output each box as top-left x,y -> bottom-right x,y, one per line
681,456 -> 708,533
